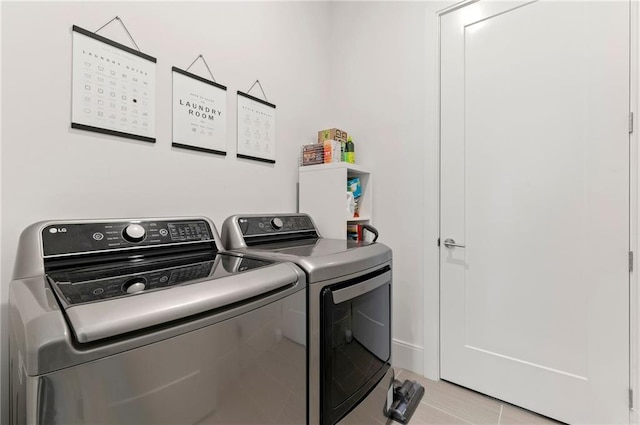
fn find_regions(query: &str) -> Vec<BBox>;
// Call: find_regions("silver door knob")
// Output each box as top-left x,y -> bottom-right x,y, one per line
443,238 -> 465,249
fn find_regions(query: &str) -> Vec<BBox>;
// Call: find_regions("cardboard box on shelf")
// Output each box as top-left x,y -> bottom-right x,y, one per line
301,143 -> 324,166
318,128 -> 348,144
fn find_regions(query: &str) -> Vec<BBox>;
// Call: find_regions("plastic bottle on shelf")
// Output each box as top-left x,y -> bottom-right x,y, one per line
346,192 -> 356,217
345,136 -> 355,163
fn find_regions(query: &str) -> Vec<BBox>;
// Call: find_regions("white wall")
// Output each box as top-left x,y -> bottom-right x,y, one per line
328,1 -> 440,377
0,1 -> 332,421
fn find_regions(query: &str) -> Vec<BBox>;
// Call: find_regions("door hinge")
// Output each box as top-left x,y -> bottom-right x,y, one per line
630,388 -> 634,409
630,251 -> 634,273
437,238 -> 441,247
630,112 -> 634,134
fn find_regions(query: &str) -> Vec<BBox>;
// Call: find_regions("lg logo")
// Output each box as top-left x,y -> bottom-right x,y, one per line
49,227 -> 67,234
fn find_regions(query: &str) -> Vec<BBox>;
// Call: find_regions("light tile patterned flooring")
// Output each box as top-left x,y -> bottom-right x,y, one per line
395,368 -> 564,425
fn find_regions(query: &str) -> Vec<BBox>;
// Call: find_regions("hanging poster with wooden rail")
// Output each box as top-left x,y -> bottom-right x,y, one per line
172,67 -> 227,155
236,90 -> 276,163
71,25 -> 156,143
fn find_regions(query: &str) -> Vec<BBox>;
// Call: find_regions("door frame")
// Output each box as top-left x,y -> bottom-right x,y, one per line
630,1 -> 639,421
423,1 -> 639,421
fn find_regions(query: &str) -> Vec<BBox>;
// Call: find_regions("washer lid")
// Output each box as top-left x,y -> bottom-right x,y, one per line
50,253 -> 301,343
47,252 -> 271,307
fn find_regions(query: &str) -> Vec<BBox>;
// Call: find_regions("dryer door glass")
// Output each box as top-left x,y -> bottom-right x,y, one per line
320,267 -> 391,425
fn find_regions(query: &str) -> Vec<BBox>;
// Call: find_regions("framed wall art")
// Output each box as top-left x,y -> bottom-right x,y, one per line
172,66 -> 227,155
236,89 -> 276,163
71,25 -> 156,143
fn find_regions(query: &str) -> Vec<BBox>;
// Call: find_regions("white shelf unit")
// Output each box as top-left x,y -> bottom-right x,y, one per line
298,162 -> 372,239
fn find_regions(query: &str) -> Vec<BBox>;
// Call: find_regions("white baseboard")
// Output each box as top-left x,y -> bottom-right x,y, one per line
392,338 -> 424,375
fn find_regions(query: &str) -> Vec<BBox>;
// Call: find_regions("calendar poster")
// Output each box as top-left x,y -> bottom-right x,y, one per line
236,91 -> 276,163
71,25 -> 156,143
172,67 -> 227,155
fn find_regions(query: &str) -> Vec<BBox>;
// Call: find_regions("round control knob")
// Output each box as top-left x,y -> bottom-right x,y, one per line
123,277 -> 146,294
123,223 -> 146,243
271,217 -> 284,230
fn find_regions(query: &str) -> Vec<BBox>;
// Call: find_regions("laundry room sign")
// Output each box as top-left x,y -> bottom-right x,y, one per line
71,25 -> 156,143
172,66 -> 227,155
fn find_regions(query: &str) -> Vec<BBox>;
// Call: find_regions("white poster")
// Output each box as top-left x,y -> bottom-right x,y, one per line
172,68 -> 227,155
236,91 -> 276,163
71,26 -> 156,142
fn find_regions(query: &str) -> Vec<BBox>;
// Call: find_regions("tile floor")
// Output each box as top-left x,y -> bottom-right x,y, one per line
395,369 -> 564,425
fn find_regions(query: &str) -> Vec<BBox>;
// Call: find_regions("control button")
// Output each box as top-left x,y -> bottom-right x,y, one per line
159,275 -> 169,283
258,222 -> 264,229
93,288 -> 104,296
125,282 -> 145,294
159,228 -> 168,237
92,232 -> 104,241
123,223 -> 146,243
271,218 -> 284,230
123,277 -> 146,294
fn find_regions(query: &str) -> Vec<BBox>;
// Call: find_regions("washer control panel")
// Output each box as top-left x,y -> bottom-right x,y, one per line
42,219 -> 213,256
239,215 -> 316,236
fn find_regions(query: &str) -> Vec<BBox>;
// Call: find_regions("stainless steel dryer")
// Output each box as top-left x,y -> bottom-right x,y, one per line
9,217 -> 307,425
221,213 -> 394,425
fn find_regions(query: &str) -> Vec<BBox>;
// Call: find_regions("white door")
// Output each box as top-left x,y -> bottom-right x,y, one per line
439,1 -> 630,424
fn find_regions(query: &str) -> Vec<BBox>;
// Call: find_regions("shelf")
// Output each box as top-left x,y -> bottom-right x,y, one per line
299,162 -> 370,175
347,216 -> 370,222
298,161 -> 373,240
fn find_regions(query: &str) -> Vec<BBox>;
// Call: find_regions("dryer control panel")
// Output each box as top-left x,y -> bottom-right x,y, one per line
42,219 -> 214,256
238,215 -> 316,236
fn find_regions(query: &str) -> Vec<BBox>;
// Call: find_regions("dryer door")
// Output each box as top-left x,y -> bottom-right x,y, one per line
320,266 -> 392,425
